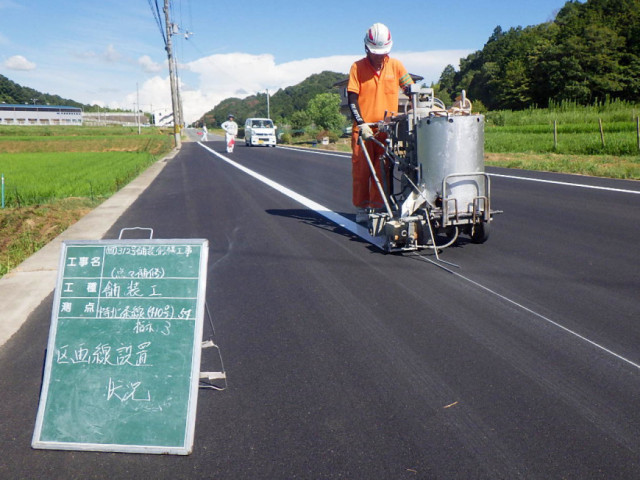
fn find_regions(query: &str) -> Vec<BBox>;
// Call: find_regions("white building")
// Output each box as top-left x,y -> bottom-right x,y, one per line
0,104 -> 83,125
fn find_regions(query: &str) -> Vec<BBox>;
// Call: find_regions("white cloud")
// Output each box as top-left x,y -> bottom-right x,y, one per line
138,55 -> 163,73
186,52 -> 354,98
4,54 -> 36,70
73,50 -> 97,60
113,76 -> 173,112
104,49 -> 472,124
103,44 -> 120,63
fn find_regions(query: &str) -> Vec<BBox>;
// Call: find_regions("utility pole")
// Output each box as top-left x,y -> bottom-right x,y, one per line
136,82 -> 141,135
266,89 -> 270,119
164,0 -> 182,148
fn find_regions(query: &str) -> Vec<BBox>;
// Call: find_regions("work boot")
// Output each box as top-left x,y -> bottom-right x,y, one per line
355,208 -> 369,224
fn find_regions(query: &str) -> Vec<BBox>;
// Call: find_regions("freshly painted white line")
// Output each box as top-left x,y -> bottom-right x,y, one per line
489,173 -> 640,195
201,142 -> 639,370
277,145 -> 350,158
415,253 -> 640,371
197,142 -> 386,249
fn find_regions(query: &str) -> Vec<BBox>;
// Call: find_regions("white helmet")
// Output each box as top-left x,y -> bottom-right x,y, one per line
364,23 -> 393,55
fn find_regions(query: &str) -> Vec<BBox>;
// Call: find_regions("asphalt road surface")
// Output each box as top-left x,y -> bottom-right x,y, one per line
1,139 -> 639,479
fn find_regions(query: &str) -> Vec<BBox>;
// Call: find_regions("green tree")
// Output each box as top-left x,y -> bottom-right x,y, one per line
434,64 -> 457,102
306,93 -> 344,132
290,110 -> 311,130
497,59 -> 532,109
199,71 -> 347,128
438,0 -> 640,109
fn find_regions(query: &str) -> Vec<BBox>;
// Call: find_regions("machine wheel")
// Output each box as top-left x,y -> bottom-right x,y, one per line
470,222 -> 490,244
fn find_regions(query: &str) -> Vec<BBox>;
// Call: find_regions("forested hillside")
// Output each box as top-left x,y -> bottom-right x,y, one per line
0,74 -> 115,112
0,74 -> 86,108
197,71 -> 347,127
437,0 -> 640,109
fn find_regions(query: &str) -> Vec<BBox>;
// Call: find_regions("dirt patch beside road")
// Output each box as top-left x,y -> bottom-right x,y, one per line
0,198 -> 98,277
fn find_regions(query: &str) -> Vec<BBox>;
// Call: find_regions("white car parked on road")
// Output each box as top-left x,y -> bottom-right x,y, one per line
244,118 -> 277,147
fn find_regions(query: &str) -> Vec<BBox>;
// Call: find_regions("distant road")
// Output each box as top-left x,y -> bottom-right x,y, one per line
184,127 -> 224,142
1,140 -> 639,479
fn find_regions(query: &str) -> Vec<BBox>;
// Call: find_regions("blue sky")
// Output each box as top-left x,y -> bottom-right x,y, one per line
0,0 -> 571,123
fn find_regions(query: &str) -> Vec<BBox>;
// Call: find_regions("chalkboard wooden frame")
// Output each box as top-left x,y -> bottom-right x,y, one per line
32,238 -> 209,455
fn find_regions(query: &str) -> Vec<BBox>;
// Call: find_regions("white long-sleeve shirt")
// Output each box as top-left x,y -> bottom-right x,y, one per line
221,120 -> 238,135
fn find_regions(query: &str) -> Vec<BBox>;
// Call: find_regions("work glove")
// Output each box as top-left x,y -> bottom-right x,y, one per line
358,124 -> 374,140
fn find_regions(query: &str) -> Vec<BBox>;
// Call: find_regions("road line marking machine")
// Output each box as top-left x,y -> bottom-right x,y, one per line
359,85 -> 501,253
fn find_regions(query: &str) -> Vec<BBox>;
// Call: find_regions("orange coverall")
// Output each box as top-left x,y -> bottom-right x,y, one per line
347,56 -> 413,209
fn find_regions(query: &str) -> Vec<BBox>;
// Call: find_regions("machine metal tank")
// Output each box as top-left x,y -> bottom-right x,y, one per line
414,114 -> 486,217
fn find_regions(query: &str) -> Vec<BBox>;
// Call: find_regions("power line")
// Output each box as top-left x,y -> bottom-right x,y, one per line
147,0 -> 166,45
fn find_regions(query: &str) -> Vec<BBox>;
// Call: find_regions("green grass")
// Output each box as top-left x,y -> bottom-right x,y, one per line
485,98 -> 640,125
485,126 -> 640,156
0,151 -> 159,206
483,100 -> 640,177
485,152 -> 640,179
0,125 -> 163,137
0,126 -> 173,154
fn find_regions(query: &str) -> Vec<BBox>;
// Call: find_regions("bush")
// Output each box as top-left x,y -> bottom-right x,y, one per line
471,99 -> 488,114
280,133 -> 292,144
315,130 -> 340,143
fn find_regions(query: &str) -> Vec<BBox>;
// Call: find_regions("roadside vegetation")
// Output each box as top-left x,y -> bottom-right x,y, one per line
483,100 -> 640,179
0,126 -> 174,278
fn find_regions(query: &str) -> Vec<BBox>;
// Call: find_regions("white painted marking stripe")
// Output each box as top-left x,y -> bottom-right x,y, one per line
277,145 -> 350,159
489,173 -> 640,195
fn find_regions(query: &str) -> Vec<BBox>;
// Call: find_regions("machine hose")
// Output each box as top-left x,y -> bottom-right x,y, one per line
423,226 -> 459,250
420,205 -> 459,250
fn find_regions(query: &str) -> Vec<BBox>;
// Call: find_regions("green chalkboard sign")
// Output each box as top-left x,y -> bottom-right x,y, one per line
32,239 -> 209,455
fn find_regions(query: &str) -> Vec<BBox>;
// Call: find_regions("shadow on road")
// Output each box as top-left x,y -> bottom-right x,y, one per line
266,208 -> 379,252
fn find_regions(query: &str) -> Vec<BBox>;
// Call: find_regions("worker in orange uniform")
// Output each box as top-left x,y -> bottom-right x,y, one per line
347,22 -> 413,223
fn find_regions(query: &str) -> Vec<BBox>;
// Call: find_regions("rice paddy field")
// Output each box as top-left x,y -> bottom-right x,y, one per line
0,125 -> 174,276
0,126 -> 173,206
1,151 -> 160,206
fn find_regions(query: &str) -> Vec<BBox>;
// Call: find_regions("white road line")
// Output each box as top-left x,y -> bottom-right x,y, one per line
201,142 -> 639,370
276,145 -> 350,158
489,173 -> 640,195
197,143 -> 386,250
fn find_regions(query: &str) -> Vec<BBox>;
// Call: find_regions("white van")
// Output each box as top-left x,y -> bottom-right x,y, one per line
244,118 -> 277,147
